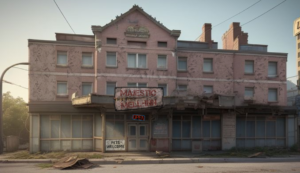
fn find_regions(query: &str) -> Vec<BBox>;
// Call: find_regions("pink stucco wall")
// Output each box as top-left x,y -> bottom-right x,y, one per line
28,10 -> 287,106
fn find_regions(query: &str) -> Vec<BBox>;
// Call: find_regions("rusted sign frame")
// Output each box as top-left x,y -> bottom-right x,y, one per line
114,87 -> 164,111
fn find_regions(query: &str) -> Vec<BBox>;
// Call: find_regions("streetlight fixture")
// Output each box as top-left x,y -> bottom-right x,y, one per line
0,62 -> 30,154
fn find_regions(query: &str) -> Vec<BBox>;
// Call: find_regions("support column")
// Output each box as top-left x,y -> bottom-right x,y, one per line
168,109 -> 173,152
222,112 -> 236,150
101,109 -> 106,153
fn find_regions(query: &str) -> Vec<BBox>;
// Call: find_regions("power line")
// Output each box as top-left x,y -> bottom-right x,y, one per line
241,0 -> 287,27
3,80 -> 28,89
213,0 -> 262,29
13,67 -> 28,71
53,0 -> 76,34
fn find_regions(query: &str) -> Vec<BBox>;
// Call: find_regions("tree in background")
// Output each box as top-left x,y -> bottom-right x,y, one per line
2,92 -> 29,144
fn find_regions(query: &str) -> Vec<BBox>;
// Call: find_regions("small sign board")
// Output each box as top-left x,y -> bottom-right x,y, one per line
106,140 -> 125,151
114,87 -> 163,111
132,114 -> 145,121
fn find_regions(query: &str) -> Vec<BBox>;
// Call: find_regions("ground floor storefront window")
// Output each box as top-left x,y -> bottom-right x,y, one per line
172,115 -> 221,151
40,114 -> 94,151
236,116 -> 286,148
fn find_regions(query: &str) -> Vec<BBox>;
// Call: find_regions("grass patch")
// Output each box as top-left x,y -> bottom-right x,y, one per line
6,151 -> 103,159
36,163 -> 53,169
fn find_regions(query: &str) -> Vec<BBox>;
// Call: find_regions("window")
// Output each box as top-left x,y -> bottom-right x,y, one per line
127,41 -> 146,47
106,52 -> 117,67
40,115 -> 93,151
178,57 -> 187,71
298,43 -> 300,49
127,83 -> 147,87
268,88 -> 278,102
82,82 -> 92,96
82,52 -> 93,67
158,41 -> 167,47
57,51 -> 67,66
203,58 -> 213,72
107,38 -> 116,44
203,85 -> 213,93
236,116 -> 286,149
158,84 -> 167,96
244,87 -> 254,97
106,82 -> 116,95
57,82 -> 67,95
177,85 -> 187,91
127,54 -> 147,68
298,52 -> 300,58
268,62 -> 277,77
157,55 -> 167,69
245,60 -> 254,74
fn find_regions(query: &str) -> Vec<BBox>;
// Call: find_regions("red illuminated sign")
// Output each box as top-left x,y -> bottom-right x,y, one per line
132,114 -> 145,121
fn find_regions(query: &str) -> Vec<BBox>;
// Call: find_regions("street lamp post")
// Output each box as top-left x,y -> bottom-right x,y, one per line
0,62 -> 29,154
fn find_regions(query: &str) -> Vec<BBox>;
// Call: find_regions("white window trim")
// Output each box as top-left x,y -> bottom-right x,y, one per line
57,51 -> 68,66
57,81 -> 68,96
244,60 -> 254,74
268,88 -> 278,102
127,53 -> 147,68
177,57 -> 187,71
203,85 -> 213,94
203,58 -> 213,73
106,52 -> 117,67
82,82 -> 93,96
82,52 -> 94,67
268,61 -> 278,78
106,82 -> 117,95
158,83 -> 168,96
157,54 -> 168,69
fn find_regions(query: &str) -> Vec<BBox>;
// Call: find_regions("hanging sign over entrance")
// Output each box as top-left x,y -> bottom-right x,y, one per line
114,87 -> 163,111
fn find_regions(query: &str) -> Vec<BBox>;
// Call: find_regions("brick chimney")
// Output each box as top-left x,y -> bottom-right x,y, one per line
199,23 -> 212,43
222,22 -> 248,50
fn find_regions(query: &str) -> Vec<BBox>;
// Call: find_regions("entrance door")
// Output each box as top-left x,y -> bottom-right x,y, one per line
128,123 -> 148,151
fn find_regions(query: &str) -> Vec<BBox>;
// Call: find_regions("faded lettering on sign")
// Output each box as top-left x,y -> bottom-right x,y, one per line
106,140 -> 125,151
114,87 -> 163,111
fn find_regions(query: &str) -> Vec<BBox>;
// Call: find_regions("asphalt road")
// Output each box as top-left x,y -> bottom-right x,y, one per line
1,162 -> 300,173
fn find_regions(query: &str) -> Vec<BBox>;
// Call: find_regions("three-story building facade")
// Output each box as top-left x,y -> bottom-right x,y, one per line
28,5 -> 297,153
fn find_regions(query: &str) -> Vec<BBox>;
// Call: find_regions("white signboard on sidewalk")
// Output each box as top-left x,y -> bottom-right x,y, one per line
106,140 -> 125,151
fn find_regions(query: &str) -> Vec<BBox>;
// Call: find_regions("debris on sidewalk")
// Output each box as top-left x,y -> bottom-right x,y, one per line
156,151 -> 170,158
53,156 -> 97,169
248,152 -> 265,158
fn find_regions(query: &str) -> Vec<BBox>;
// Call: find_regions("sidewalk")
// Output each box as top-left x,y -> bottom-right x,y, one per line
1,151 -> 300,164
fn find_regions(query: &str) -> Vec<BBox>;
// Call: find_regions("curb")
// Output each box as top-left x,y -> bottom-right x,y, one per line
1,157 -> 300,164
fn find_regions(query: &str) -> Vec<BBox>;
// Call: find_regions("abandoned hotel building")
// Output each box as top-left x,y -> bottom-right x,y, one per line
28,6 -> 299,153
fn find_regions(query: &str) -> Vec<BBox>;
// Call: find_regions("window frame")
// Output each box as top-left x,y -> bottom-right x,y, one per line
127,83 -> 148,87
106,38 -> 117,45
57,51 -> 68,66
57,81 -> 68,96
203,85 -> 213,94
203,58 -> 213,73
177,57 -> 187,71
81,52 -> 93,67
158,83 -> 168,96
244,60 -> 254,74
106,52 -> 117,67
82,82 -> 93,96
106,82 -> 117,95
268,88 -> 278,102
127,53 -> 147,69
177,85 -> 187,91
244,87 -> 254,98
268,61 -> 278,78
157,41 -> 167,47
157,55 -> 167,69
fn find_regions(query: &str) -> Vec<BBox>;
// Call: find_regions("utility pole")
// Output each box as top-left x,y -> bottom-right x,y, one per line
0,62 -> 29,154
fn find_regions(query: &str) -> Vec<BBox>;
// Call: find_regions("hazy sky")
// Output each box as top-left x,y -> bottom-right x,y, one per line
0,0 -> 299,102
